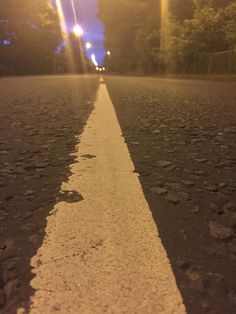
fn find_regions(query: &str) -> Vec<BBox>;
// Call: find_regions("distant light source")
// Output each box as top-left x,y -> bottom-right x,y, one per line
3,39 -> 11,46
102,67 -> 105,71
91,54 -> 98,67
107,50 -> 111,56
85,42 -> 92,50
73,24 -> 84,37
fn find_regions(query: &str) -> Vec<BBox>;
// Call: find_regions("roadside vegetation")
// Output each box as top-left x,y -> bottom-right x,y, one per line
0,1 -> 90,75
99,0 -> 236,74
1,1 -> 235,75
0,1 -> 61,74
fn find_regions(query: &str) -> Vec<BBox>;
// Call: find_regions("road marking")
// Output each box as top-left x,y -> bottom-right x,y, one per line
22,81 -> 186,313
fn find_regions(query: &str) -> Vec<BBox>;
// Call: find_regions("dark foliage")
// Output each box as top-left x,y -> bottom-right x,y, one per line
99,0 -> 236,73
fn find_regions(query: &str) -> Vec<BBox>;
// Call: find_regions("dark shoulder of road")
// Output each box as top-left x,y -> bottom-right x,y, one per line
105,76 -> 236,314
0,76 -> 99,313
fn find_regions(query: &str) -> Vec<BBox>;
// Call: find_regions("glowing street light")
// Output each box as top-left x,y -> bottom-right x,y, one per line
107,50 -> 111,56
85,42 -> 92,50
73,24 -> 84,37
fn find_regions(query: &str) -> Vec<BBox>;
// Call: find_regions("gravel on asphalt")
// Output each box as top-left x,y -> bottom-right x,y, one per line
105,76 -> 236,314
0,75 -> 99,313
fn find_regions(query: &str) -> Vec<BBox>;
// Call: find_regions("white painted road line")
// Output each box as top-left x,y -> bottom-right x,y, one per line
20,81 -> 186,313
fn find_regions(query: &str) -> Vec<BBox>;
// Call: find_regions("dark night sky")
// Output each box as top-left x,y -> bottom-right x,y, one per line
54,0 -> 105,66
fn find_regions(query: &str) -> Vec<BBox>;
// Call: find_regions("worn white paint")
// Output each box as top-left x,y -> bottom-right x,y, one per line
20,80 -> 185,314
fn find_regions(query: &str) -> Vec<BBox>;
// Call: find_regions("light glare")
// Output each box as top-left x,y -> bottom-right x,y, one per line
73,25 -> 84,37
91,54 -> 98,67
85,42 -> 92,50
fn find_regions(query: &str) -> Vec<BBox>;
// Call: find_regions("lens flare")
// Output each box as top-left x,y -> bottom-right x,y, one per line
55,0 -> 88,73
160,0 -> 176,72
91,54 -> 98,67
55,0 -> 67,34
73,25 -> 84,37
55,0 -> 75,72
160,0 -> 170,52
70,0 -> 78,24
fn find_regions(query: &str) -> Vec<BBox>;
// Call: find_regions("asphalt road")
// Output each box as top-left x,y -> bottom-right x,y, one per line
0,75 -> 236,314
0,76 -> 98,313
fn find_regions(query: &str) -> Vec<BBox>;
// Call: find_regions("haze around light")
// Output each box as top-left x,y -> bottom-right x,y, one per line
53,0 -> 106,66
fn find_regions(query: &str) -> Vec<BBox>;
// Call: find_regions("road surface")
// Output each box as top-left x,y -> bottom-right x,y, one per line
0,75 -> 236,314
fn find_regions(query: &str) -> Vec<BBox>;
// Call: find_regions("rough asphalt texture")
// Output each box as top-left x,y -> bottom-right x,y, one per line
27,81 -> 185,314
0,76 -> 99,313
0,75 -> 235,314
105,76 -> 236,314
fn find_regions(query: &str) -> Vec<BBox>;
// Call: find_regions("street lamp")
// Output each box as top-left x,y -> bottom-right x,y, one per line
107,50 -> 111,56
73,24 -> 84,37
85,42 -> 92,50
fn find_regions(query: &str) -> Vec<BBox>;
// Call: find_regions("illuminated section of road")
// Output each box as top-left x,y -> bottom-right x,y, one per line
24,79 -> 185,313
